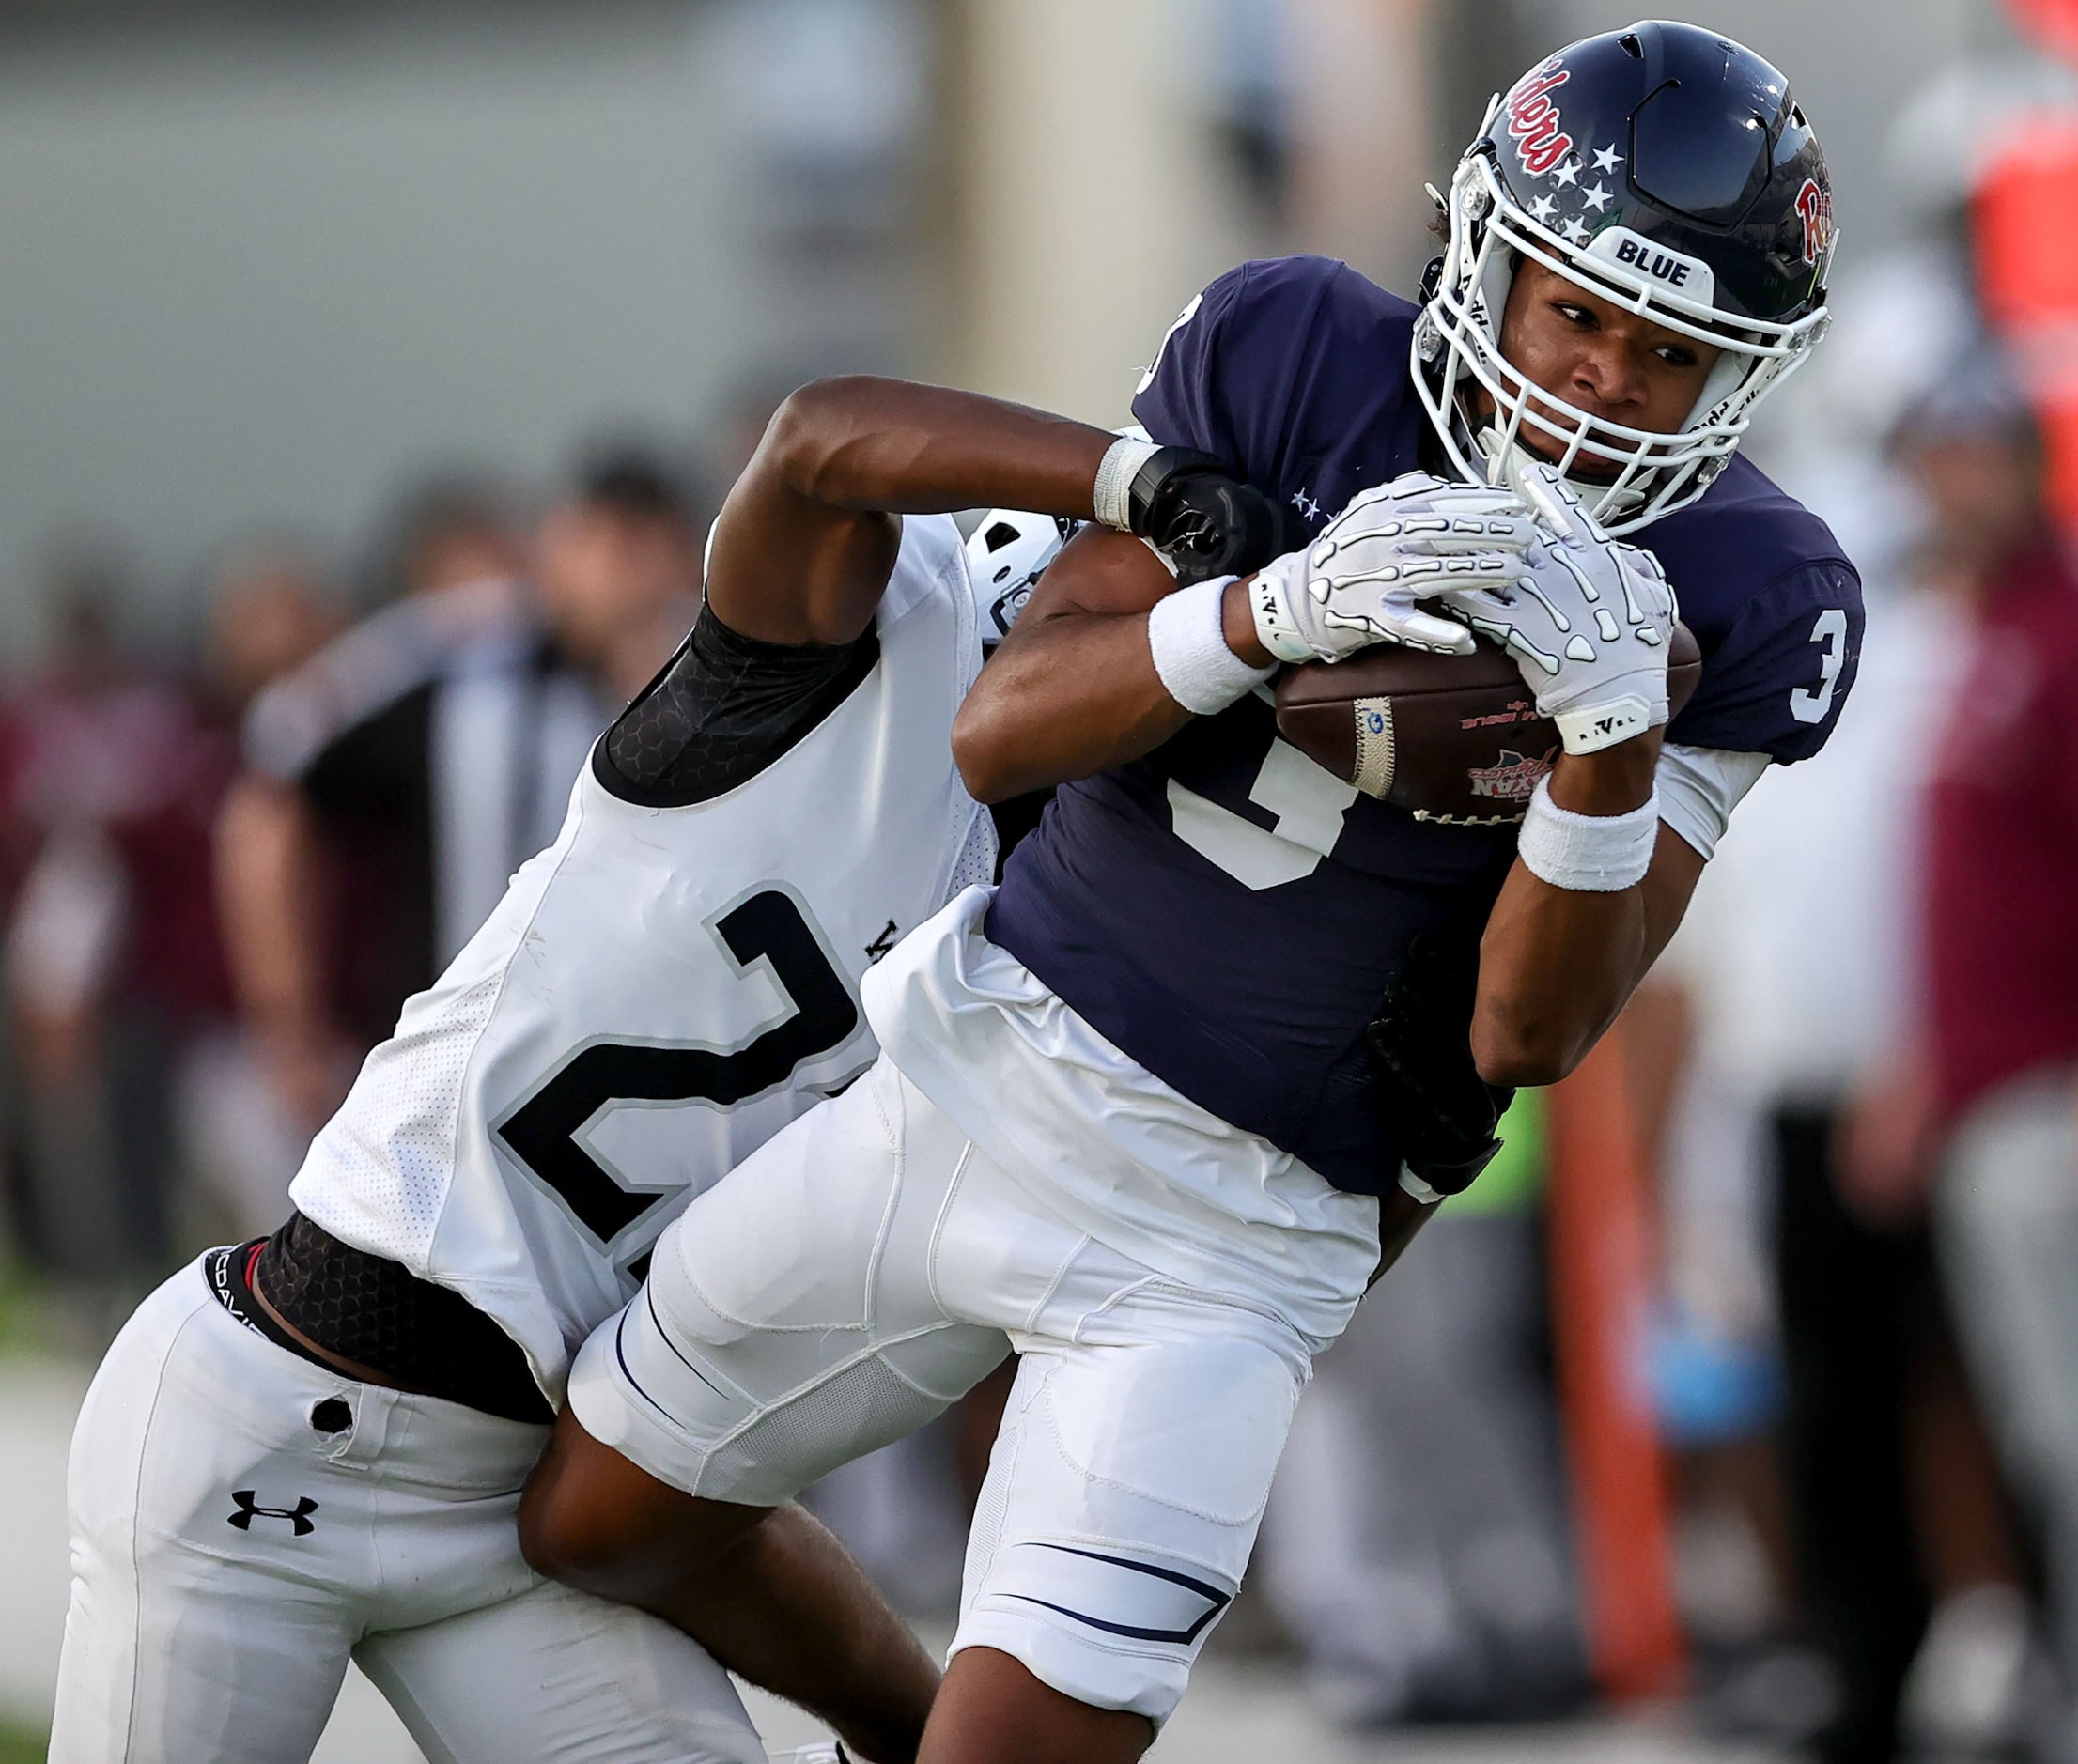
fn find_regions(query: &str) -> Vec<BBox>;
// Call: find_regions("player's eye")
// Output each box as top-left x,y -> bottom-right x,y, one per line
1652,342 -> 1701,368
1553,302 -> 1597,329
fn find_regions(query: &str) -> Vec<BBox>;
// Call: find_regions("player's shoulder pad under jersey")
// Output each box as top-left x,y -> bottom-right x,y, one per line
1130,255 -> 1423,492
1644,455 -> 1864,766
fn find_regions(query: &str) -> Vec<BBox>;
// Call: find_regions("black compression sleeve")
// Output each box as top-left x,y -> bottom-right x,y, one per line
595,604 -> 880,808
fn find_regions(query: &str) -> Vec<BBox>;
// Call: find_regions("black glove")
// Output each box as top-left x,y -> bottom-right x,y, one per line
1366,934 -> 1512,1198
1125,448 -> 1293,586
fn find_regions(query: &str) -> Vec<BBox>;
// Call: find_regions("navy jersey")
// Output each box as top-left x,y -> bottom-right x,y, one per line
988,255 -> 1863,1193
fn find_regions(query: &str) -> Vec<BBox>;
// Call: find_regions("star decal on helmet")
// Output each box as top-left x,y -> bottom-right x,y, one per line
1560,215 -> 1591,245
1582,182 -> 1612,212
1527,193 -> 1558,223
1553,159 -> 1581,189
1591,143 -> 1623,174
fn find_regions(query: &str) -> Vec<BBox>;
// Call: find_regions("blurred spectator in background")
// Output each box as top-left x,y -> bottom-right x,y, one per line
198,544 -> 347,720
170,546 -> 343,1247
0,564 -> 245,1328
1258,1097 -> 1586,1728
214,456 -> 698,1233
217,477 -> 532,1161
1743,350 -> 2046,1764
1839,353 -> 2078,1764
1622,284 -> 2044,1758
535,447 -> 704,705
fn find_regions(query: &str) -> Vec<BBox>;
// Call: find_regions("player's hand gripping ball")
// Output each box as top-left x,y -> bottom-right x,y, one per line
1247,472 -> 1539,663
1440,462 -> 1678,755
1275,621 -> 1699,825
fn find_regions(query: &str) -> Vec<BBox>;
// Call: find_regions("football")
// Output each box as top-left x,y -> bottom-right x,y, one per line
1275,623 -> 1702,826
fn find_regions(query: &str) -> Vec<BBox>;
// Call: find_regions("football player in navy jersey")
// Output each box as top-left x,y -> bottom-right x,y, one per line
524,22 -> 1864,1764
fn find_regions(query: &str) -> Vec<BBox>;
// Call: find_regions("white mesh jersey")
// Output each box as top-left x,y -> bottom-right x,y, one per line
289,515 -> 994,1404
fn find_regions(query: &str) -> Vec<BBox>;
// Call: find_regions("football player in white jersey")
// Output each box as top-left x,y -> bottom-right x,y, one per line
50,376 -> 1291,1764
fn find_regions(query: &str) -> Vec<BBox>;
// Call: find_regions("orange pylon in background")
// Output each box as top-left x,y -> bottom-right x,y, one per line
2006,0 -> 2078,62
1544,1021 -> 1685,1701
1975,120 -> 2078,534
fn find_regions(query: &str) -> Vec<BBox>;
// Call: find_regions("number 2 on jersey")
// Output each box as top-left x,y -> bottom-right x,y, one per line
496,889 -> 858,1251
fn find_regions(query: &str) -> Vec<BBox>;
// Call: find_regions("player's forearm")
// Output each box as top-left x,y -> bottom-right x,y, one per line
955,525 -> 1226,800
767,376 -> 1113,519
713,379 -> 1123,646
1470,741 -> 1698,1086
954,609 -> 1190,801
1473,872 -> 1651,1087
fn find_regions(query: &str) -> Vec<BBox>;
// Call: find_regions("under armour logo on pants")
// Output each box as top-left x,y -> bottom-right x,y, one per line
226,1491 -> 318,1536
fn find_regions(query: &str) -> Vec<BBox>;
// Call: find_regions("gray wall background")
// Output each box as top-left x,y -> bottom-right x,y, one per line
0,0 -> 923,654
0,0 -> 2030,658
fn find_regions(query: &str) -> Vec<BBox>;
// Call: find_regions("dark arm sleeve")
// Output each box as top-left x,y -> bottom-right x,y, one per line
594,605 -> 878,809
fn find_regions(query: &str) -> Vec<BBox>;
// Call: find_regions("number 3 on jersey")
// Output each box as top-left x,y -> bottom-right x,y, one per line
495,888 -> 860,1264
1169,737 -> 1359,890
1790,607 -> 1848,725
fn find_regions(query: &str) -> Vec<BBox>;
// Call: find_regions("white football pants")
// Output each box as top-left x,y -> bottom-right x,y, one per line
51,1260 -> 765,1764
568,1053 -> 1326,1724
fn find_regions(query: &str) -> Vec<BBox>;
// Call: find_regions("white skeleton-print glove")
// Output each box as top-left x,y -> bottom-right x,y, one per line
1441,461 -> 1677,754
1246,472 -> 1537,664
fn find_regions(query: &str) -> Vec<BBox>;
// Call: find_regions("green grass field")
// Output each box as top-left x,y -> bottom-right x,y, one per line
0,1718 -> 45,1762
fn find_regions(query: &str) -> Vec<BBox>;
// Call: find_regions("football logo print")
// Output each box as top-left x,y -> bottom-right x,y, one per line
227,1490 -> 319,1536
1467,748 -> 1556,804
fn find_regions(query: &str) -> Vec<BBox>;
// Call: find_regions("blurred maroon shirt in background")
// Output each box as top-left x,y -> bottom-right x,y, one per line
1925,538 -> 2078,1122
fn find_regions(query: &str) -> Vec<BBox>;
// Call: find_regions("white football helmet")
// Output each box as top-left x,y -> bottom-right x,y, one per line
965,507 -> 1079,642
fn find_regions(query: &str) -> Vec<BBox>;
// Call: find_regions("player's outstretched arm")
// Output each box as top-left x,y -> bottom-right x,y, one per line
706,376 -> 1116,647
708,374 -> 1279,651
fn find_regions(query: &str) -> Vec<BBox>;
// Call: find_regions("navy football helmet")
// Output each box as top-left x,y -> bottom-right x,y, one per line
1415,20 -> 1838,534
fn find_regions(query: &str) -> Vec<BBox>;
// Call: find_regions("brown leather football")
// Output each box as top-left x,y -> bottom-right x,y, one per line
1274,622 -> 1702,826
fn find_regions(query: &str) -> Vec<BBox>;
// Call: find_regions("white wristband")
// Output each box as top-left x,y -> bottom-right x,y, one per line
1553,694 -> 1653,756
1248,559 -> 1317,664
1093,437 -> 1161,531
1147,577 -> 1273,716
1514,776 -> 1659,892
1399,1167 -> 1445,1206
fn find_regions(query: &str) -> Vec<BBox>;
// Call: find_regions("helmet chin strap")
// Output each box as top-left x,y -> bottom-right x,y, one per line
1472,424 -> 1648,524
